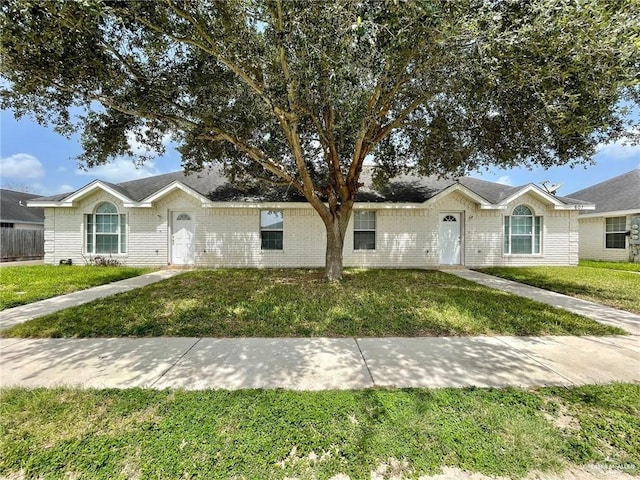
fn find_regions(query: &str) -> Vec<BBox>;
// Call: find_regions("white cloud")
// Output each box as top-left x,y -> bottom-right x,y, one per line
596,141 -> 640,160
496,175 -> 513,186
54,184 -> 76,194
596,129 -> 640,161
76,158 -> 162,184
0,153 -> 45,179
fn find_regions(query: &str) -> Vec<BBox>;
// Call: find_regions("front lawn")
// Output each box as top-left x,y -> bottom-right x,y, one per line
478,265 -> 640,315
0,269 -> 623,338
0,265 -> 153,310
579,259 -> 640,272
1,384 -> 638,479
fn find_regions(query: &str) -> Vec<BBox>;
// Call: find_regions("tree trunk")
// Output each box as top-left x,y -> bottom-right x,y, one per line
323,209 -> 351,282
325,220 -> 344,282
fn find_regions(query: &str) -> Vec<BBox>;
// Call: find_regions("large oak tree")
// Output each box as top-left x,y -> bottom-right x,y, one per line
1,0 -> 638,280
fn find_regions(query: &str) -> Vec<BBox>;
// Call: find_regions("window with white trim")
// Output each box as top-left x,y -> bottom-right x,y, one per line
86,202 -> 127,254
605,216 -> 626,249
354,211 -> 376,250
260,210 -> 283,250
504,205 -> 541,254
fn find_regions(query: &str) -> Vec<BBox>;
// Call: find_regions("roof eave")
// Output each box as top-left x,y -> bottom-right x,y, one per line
499,184 -> 565,207
424,183 -> 496,209
578,208 -> 640,218
26,201 -> 75,208
135,181 -> 214,207
31,180 -> 135,207
552,204 -> 596,211
0,219 -> 44,224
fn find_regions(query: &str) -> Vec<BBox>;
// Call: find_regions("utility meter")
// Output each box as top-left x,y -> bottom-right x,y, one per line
630,216 -> 640,245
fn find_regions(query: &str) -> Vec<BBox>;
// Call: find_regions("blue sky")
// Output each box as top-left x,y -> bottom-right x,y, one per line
1,108 -> 639,198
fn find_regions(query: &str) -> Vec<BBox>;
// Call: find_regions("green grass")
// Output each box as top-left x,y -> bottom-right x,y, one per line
478,265 -> 640,315
0,265 -> 153,310
0,269 -> 623,338
579,259 -> 640,272
1,384 -> 638,479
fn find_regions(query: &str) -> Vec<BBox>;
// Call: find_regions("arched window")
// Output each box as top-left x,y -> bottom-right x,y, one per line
86,202 -> 127,254
504,204 -> 542,254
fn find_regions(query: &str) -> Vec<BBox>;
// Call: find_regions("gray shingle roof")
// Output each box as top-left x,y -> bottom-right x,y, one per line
32,167 -> 586,207
567,169 -> 640,214
0,189 -> 45,224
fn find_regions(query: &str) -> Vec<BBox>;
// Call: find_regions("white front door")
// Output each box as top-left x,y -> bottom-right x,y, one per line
171,212 -> 195,265
439,213 -> 462,265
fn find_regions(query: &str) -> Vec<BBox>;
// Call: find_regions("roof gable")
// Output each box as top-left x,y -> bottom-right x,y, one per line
62,180 -> 134,204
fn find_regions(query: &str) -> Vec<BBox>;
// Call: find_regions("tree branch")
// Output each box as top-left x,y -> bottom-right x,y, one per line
372,94 -> 431,144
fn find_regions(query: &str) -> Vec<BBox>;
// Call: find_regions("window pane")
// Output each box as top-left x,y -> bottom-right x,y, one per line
534,217 -> 541,253
96,203 -> 117,214
96,214 -> 118,233
606,217 -> 626,232
261,210 -> 283,230
513,205 -> 532,216
96,234 -> 119,254
504,217 -> 510,253
86,214 -> 94,253
120,214 -> 127,253
354,211 -> 376,230
511,236 -> 532,254
606,233 -> 626,249
261,231 -> 283,250
354,231 -> 376,250
511,216 -> 532,235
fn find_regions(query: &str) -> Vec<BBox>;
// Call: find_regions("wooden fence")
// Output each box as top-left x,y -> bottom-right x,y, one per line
1,228 -> 44,261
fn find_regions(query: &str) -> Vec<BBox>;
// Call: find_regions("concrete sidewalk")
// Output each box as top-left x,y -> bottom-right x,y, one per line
1,267 -> 638,391
447,269 -> 640,336
0,269 -> 184,329
1,335 -> 637,390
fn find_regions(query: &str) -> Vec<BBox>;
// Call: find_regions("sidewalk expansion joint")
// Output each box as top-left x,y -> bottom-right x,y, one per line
150,337 -> 202,388
495,337 -> 576,387
354,338 -> 376,387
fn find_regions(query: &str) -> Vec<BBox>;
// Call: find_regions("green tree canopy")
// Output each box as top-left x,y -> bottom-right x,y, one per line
1,0 -> 638,279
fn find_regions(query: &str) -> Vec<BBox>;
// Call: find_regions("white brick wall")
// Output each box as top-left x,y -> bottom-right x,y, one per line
578,214 -> 635,261
43,189 -> 580,268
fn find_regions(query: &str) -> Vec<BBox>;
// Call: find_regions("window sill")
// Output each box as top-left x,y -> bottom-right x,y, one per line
503,254 -> 543,257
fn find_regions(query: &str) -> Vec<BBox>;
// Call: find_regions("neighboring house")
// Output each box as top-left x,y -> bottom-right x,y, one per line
567,169 -> 640,263
1,189 -> 45,261
0,189 -> 45,230
28,169 -> 594,268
